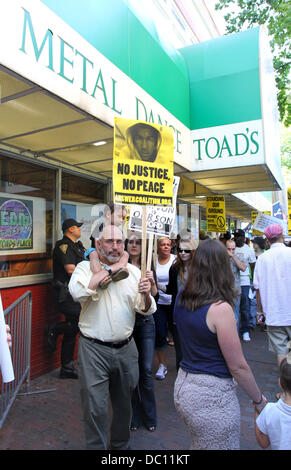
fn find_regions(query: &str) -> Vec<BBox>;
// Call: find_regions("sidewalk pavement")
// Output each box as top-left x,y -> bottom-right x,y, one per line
0,326 -> 279,451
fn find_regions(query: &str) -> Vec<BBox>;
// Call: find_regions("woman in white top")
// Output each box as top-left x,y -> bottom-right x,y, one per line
154,237 -> 175,380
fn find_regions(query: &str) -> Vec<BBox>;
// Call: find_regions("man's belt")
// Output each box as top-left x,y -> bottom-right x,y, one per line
79,331 -> 133,349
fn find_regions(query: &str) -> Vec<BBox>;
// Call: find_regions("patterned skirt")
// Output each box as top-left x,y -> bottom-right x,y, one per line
174,368 -> 240,450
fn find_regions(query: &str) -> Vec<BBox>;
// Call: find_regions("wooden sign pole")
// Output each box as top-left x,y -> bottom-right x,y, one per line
141,206 -> 147,278
147,232 -> 154,271
153,234 -> 158,270
140,206 -> 147,310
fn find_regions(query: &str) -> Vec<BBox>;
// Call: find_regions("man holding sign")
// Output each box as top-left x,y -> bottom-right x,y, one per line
69,225 -> 156,450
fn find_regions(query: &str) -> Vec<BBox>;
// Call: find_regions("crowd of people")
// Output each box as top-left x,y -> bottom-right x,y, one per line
47,204 -> 291,451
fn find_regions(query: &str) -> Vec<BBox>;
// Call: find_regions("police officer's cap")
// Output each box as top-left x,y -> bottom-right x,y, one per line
62,218 -> 83,232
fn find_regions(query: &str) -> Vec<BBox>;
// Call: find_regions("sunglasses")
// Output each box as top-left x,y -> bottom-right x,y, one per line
178,248 -> 191,253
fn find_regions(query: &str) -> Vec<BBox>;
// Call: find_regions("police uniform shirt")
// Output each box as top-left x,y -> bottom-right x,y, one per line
53,236 -> 85,283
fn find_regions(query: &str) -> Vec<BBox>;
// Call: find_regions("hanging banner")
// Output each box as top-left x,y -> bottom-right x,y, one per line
288,188 -> 291,236
128,176 -> 180,236
113,118 -> 174,206
251,211 -> 271,235
206,195 -> 226,232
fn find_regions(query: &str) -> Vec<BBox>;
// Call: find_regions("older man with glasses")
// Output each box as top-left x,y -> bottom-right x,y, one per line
69,225 -> 156,450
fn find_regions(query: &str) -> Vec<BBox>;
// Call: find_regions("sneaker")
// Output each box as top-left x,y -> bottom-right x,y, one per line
242,332 -> 251,342
155,364 -> 167,380
111,268 -> 129,282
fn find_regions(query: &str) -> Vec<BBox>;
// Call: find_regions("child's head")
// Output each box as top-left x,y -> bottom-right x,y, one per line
105,202 -> 126,227
279,355 -> 291,395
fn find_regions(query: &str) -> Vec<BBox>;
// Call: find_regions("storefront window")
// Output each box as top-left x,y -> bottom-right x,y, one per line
0,156 -> 54,278
61,172 -> 106,249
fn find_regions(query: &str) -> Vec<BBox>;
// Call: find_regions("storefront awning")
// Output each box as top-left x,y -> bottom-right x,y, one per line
176,175 -> 262,220
0,67 -> 114,180
0,67 -> 187,184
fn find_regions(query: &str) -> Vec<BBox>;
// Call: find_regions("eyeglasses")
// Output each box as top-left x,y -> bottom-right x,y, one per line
128,239 -> 141,245
178,248 -> 191,253
103,239 -> 124,246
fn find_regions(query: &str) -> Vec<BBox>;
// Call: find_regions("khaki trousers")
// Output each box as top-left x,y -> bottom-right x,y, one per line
78,335 -> 139,450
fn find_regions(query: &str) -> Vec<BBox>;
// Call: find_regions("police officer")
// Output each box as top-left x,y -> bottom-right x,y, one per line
47,218 -> 85,379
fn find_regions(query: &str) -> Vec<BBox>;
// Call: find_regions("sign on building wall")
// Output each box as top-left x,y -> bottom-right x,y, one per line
113,118 -> 174,206
206,195 -> 226,233
182,27 -> 283,190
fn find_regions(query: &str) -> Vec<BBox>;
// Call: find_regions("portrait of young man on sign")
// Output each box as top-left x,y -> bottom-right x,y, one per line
126,122 -> 161,163
114,118 -> 173,166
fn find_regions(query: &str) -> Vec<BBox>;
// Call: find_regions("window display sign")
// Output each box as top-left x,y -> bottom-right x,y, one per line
0,193 -> 46,255
0,198 -> 33,250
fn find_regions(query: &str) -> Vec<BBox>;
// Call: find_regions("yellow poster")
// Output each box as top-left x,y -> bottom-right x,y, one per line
113,118 -> 174,206
288,187 -> 291,235
206,195 -> 226,232
251,211 -> 271,235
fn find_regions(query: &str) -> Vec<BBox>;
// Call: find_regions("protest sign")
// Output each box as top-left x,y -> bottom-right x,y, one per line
253,212 -> 286,234
206,195 -> 226,232
113,118 -> 174,206
0,295 -> 14,383
128,176 -> 180,236
251,211 -> 271,235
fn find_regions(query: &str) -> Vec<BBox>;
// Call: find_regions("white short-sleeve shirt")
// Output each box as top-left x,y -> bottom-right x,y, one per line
256,399 -> 291,450
253,243 -> 291,326
156,254 -> 176,305
234,243 -> 256,286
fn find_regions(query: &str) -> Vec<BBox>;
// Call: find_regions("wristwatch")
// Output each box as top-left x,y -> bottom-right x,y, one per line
104,265 -> 112,276
84,247 -> 96,260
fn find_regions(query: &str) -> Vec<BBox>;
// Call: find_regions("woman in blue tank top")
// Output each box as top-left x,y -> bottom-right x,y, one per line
173,239 -> 267,450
